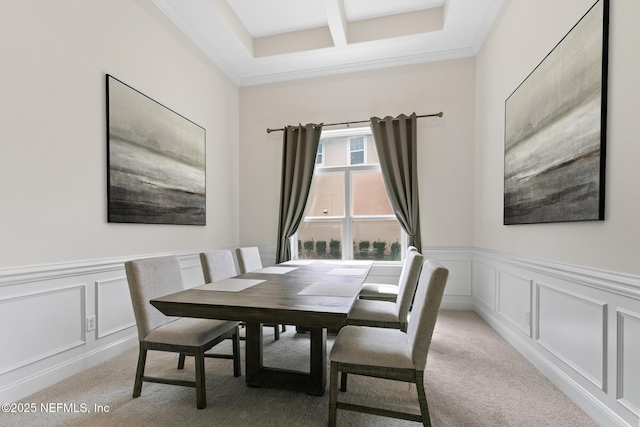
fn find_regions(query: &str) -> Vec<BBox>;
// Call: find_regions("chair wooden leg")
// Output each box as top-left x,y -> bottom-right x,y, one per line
133,344 -> 147,398
415,371 -> 432,427
232,327 -> 241,377
340,372 -> 347,392
274,325 -> 280,340
281,324 -> 287,332
195,350 -> 206,409
178,353 -> 186,369
328,362 -> 339,427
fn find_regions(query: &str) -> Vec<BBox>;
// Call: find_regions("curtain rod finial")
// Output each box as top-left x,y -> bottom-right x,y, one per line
266,127 -> 285,133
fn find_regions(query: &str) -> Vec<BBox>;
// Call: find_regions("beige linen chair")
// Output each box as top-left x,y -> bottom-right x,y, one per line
236,246 -> 263,274
358,246 -> 419,302
125,255 -> 241,409
235,246 -> 286,339
200,250 -> 237,282
328,260 -> 449,426
345,249 -> 424,332
200,249 -> 280,340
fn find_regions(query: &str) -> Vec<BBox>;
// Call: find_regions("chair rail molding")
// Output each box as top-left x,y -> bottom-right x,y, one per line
474,248 -> 640,299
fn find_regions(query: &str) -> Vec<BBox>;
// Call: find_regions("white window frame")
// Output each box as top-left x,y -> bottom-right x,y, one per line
348,136 -> 366,165
292,127 -> 407,261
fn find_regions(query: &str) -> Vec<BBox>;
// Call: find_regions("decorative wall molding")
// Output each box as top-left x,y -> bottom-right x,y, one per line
0,250 -> 205,288
0,258 -> 127,287
0,251 -> 200,404
0,283 -> 86,376
96,276 -> 136,339
474,248 -> 640,299
0,246 -> 638,426
0,333 -> 137,405
475,302 -> 628,427
474,248 -> 640,427
616,308 -> 640,416
473,261 -> 497,309
497,271 -> 532,337
535,282 -> 607,391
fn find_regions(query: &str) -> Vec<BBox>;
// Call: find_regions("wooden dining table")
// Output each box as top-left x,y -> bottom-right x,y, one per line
150,259 -> 372,396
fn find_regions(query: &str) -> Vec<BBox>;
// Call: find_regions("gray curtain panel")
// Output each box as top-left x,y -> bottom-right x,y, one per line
276,123 -> 323,263
370,113 -> 422,250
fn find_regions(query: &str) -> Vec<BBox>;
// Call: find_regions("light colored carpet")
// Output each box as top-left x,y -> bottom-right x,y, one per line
1,310 -> 597,426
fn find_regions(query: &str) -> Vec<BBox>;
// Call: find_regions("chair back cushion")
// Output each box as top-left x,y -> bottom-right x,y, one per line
407,260 -> 448,371
124,255 -> 185,340
236,247 -> 263,273
200,250 -> 237,282
395,250 -> 424,323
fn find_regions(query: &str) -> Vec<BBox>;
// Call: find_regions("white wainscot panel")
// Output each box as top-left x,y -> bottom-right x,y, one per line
96,277 -> 136,339
537,283 -> 606,390
498,271 -> 532,336
439,260 -> 471,296
474,262 -> 496,309
0,284 -> 85,375
618,309 -> 640,415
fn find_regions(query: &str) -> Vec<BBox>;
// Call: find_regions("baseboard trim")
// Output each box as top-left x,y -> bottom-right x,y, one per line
0,334 -> 137,403
441,296 -> 473,310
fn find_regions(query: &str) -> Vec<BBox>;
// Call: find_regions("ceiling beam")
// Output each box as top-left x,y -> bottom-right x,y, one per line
322,0 -> 348,47
210,0 -> 253,55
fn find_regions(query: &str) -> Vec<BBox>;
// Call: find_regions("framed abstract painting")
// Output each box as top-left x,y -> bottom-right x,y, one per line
504,0 -> 609,225
106,75 -> 206,225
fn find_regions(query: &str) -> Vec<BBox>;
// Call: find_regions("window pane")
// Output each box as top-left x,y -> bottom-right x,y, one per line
352,171 -> 394,215
350,151 -> 364,165
297,221 -> 343,259
353,219 -> 402,261
316,143 -> 323,164
350,137 -> 365,165
350,137 -> 364,151
295,127 -> 404,261
305,173 -> 344,216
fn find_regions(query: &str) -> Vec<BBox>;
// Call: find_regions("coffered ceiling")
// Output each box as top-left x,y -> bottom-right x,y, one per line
153,0 -> 503,86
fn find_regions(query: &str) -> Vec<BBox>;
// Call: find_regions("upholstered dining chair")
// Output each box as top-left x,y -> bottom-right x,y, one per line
125,255 -> 241,409
235,246 -> 287,339
345,249 -> 424,332
328,260 -> 449,426
200,250 -> 237,283
358,246 -> 419,302
200,249 -> 280,341
235,246 -> 263,275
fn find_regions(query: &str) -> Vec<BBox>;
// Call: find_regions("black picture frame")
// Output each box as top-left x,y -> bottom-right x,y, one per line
503,0 -> 608,225
106,75 -> 206,225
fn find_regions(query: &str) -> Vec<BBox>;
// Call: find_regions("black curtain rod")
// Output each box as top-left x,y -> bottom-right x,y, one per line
266,112 -> 443,133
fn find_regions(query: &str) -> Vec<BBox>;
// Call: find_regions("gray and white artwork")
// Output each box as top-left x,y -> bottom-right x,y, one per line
107,75 -> 206,225
504,0 -> 607,225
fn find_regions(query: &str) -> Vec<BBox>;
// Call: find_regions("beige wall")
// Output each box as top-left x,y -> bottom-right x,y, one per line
475,0 -> 640,275
0,0 -> 240,268
5,1 -> 633,278
239,58 -> 476,249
